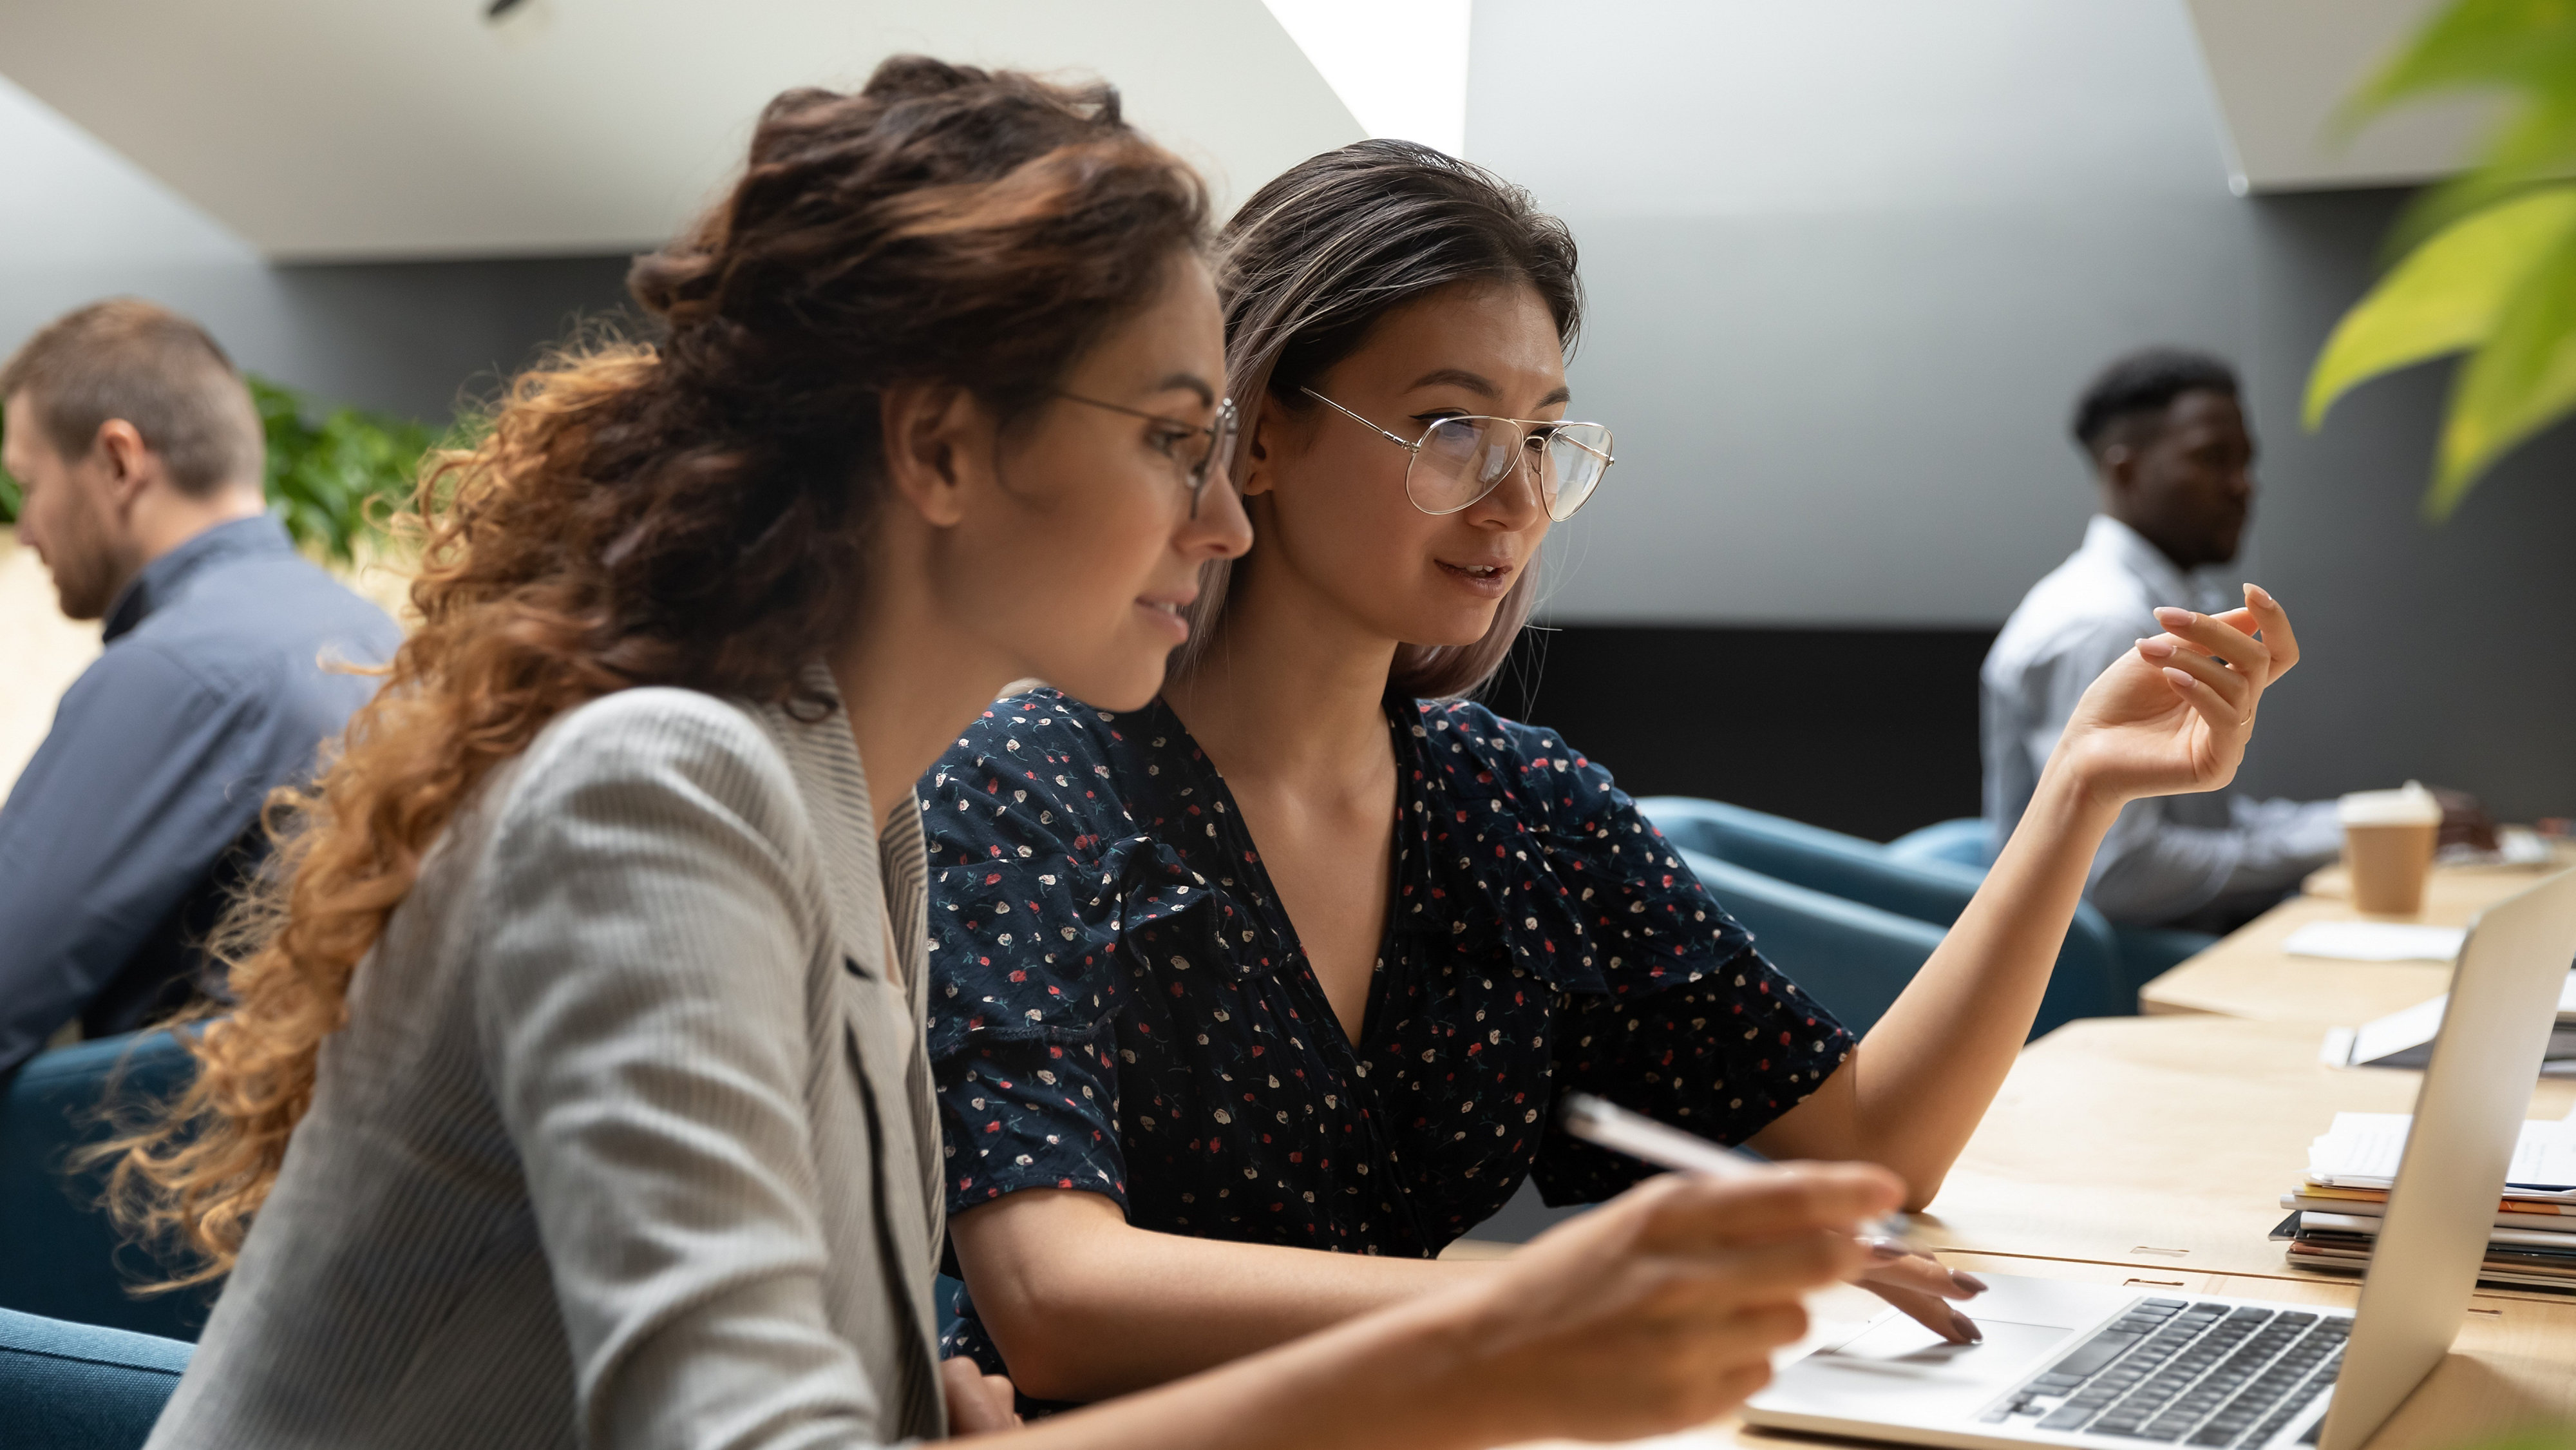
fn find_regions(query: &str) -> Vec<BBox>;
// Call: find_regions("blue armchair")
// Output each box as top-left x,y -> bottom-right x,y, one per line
1674,849 -> 1944,1036
1884,816 -> 1996,871
1888,816 -> 2219,990
1640,798 -> 2129,1036
0,1308 -> 188,1449
2,1032 -> 218,1341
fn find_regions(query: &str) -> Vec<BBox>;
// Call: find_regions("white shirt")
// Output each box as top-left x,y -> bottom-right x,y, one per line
1980,515 -> 2341,928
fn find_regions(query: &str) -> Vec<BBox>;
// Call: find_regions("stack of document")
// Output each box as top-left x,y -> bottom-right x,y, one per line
2275,1109 -> 2576,1291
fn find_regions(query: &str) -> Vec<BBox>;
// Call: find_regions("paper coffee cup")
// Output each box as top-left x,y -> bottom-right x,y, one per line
2338,781 -> 2442,915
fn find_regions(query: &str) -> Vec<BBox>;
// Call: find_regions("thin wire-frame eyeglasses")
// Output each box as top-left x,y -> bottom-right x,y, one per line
1300,388 -> 1615,522
1051,391 -> 1240,518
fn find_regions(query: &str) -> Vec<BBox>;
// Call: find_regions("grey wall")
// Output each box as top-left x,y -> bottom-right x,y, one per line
12,12 -> 2575,821
1,74 -> 631,426
1470,0 -> 2576,821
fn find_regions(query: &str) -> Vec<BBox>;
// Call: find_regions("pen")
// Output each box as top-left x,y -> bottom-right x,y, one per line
1558,1091 -> 1915,1245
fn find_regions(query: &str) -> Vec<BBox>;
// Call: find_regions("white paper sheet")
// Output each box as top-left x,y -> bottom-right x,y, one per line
2280,921 -> 2467,962
2307,1107 -> 2576,1194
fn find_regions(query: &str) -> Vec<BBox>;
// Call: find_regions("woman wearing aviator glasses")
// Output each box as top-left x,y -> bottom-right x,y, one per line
922,141 -> 2302,1408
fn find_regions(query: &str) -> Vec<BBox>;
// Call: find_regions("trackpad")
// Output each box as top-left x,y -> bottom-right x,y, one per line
1776,1317 -> 2070,1419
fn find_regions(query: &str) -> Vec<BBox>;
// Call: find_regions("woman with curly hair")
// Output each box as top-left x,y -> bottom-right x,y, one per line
106,58 -> 1904,1450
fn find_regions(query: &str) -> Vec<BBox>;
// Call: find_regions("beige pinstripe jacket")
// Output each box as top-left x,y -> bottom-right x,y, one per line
147,676 -> 947,1449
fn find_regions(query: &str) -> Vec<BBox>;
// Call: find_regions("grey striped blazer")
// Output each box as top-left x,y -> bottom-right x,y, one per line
147,677 -> 947,1449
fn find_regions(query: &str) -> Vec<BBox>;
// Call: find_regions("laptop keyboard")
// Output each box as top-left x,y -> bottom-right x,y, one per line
1976,1298 -> 2349,1445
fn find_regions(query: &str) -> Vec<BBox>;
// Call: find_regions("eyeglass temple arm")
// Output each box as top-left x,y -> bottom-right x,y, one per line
1300,388 -> 1420,452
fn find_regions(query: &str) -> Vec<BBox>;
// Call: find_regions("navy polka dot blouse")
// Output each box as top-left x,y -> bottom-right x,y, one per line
921,688 -> 1853,1386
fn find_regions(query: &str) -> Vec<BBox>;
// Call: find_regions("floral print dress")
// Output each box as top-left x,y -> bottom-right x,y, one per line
920,688 -> 1854,1389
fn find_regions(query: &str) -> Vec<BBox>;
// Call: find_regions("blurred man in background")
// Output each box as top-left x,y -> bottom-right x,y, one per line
1981,347 -> 2479,935
0,300 -> 398,1077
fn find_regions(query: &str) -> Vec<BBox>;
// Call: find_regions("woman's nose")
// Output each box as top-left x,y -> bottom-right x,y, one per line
1186,464 -> 1255,560
1471,448 -> 1548,527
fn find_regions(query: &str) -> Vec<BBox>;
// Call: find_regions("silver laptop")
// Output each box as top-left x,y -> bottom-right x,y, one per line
1746,867 -> 2576,1450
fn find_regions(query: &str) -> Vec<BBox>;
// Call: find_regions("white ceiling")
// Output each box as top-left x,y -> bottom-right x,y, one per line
1260,0 -> 1470,160
0,0 -> 1366,261
2183,0 -> 2498,193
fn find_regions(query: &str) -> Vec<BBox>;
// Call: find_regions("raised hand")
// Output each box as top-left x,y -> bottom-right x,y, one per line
2052,583 -> 2300,806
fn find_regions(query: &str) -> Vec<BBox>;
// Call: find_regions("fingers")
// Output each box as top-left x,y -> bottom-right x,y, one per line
2151,606 -> 2272,687
2154,658 -> 2249,737
2241,582 -> 2299,675
1860,1246 -> 1989,1302
1649,1225 -> 1869,1306
2137,634 -> 2252,716
1635,1161 -> 1903,1254
1864,1281 -> 1985,1345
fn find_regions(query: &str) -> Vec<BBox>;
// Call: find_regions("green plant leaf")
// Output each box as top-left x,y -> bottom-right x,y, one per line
0,410 -> 19,525
2382,88 -> 2576,261
244,374 -> 431,562
2307,185 -> 2576,430
2348,0 -> 2576,118
2432,213 -> 2576,516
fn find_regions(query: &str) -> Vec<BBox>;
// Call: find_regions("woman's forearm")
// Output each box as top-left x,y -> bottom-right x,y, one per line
954,1190 -> 1493,1403
997,1165 -> 1899,1450
1754,756 -> 2123,1204
1002,1275 -> 1501,1450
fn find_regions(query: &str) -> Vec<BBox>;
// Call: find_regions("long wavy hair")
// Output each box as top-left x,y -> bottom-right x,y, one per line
95,57 -> 1209,1286
1177,140 -> 1582,700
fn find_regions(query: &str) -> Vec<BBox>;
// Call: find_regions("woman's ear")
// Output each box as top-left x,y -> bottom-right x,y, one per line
1238,394 -> 1288,500
880,383 -> 989,528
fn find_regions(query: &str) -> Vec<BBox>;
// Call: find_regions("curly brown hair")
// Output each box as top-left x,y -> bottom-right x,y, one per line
96,56 -> 1210,1285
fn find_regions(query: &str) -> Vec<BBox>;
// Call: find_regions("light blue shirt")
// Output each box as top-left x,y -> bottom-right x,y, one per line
1980,515 -> 2340,928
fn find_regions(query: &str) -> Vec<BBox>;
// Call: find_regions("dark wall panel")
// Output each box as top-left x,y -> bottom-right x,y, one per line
1484,624 -> 1998,843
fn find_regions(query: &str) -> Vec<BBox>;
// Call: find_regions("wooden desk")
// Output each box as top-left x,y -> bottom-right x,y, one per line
1502,1257 -> 2576,1449
1492,1014 -> 2576,1449
2138,859 -> 2564,1025
1913,1015 -> 2573,1284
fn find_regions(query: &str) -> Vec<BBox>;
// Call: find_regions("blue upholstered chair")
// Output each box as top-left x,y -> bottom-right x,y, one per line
2,1032 -> 218,1342
1675,849 -> 1944,1036
0,1307 -> 189,1449
1886,815 -> 2220,994
1884,816 -> 1996,870
936,1272 -> 968,1346
2101,924 -> 2222,986
1640,798 -> 2128,1036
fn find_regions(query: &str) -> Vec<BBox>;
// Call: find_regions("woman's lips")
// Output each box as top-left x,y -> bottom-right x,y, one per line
1137,596 -> 1192,642
1436,558 -> 1517,596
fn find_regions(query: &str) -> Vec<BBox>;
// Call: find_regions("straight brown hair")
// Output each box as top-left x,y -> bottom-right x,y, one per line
1180,140 -> 1581,700
0,298 -> 263,496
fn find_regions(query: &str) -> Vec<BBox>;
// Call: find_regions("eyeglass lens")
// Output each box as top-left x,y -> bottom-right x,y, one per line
1409,417 -> 1613,522
1184,400 -> 1241,515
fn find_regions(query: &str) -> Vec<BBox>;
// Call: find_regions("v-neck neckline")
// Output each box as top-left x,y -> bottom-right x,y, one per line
1143,693 -> 1410,1059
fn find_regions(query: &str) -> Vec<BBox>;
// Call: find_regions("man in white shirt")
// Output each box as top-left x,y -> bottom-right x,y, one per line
1983,349 -> 2344,933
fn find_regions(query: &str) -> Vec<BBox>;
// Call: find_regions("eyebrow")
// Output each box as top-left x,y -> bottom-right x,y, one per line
1151,372 -> 1216,407
1406,367 -> 1572,411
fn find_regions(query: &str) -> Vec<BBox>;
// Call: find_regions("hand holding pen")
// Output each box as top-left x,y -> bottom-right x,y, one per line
1560,1092 -> 1989,1344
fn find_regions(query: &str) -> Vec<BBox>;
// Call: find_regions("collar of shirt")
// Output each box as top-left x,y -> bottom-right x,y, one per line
1382,698 -> 1624,995
2079,514 -> 2235,617
101,514 -> 296,644
1107,694 -> 1625,998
